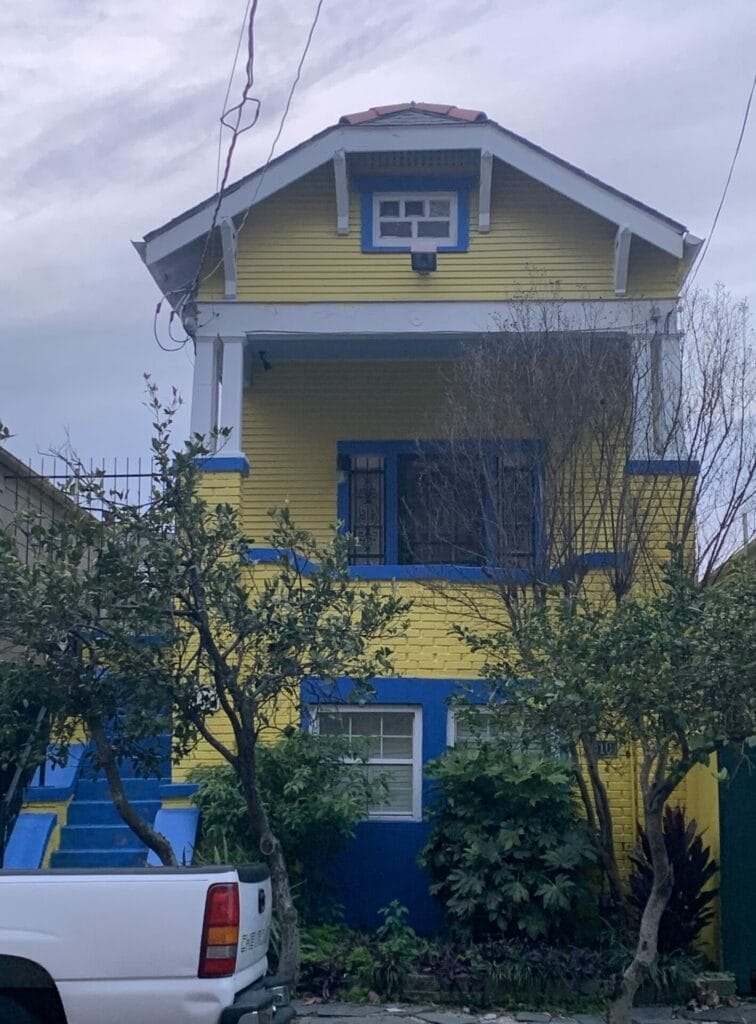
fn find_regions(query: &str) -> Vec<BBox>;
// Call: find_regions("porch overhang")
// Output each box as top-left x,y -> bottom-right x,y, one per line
196,297 -> 678,361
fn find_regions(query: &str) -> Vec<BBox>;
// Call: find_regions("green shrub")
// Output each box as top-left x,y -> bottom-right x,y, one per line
629,805 -> 718,954
190,730 -> 383,918
420,743 -> 596,942
373,901 -> 425,999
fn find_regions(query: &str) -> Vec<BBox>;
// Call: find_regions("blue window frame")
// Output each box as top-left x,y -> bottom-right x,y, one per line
355,175 -> 474,254
337,440 -> 544,577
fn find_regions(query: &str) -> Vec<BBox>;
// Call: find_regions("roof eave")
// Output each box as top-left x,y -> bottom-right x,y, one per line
140,118 -> 690,277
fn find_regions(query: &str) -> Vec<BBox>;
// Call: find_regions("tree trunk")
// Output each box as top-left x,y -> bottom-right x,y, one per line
88,718 -> 177,867
236,751 -> 301,982
608,799 -> 672,1024
580,734 -> 627,914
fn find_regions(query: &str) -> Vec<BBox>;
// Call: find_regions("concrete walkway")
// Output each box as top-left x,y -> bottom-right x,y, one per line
295,1002 -> 756,1024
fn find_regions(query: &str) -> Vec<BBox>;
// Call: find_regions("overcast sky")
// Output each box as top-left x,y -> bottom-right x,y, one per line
1,0 -> 754,466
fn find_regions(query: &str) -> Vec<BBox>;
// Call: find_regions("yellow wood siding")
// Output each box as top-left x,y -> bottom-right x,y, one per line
198,158 -> 684,303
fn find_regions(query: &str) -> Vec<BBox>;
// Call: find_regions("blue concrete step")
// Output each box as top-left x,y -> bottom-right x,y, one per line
59,825 -> 149,851
51,848 -> 148,869
74,778 -> 161,801
67,799 -> 161,826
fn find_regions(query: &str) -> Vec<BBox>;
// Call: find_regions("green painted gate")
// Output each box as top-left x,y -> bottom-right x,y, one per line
720,749 -> 756,994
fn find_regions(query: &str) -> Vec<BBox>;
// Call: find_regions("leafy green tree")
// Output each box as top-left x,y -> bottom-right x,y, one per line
0,385 -> 410,978
0,474 -> 183,866
191,730 -> 386,919
420,743 -> 596,942
458,560 -> 756,1022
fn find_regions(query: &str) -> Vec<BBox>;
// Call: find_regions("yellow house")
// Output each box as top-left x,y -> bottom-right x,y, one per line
136,102 -> 718,940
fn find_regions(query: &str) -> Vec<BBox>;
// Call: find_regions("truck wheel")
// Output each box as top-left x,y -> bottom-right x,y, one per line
0,994 -> 43,1024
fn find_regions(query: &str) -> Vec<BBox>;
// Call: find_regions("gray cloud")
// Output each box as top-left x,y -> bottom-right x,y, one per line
1,0 -> 754,465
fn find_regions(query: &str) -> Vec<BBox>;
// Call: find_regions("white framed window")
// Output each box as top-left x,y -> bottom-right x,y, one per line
372,192 -> 458,248
447,707 -> 565,758
447,706 -> 501,747
313,705 -> 422,821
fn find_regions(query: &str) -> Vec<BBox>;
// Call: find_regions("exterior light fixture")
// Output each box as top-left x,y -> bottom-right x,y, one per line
410,240 -> 438,275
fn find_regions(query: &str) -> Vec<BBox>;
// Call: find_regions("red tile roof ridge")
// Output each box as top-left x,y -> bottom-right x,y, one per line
339,102 -> 487,125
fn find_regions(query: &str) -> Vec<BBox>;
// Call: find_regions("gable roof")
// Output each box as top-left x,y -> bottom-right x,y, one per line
339,102 -> 488,124
138,102 -> 700,286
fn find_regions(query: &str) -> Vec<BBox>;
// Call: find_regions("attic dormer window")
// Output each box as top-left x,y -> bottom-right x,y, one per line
373,193 -> 457,247
356,175 -> 473,254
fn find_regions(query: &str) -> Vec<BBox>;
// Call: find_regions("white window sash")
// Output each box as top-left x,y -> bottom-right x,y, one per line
312,704 -> 423,821
371,192 -> 458,249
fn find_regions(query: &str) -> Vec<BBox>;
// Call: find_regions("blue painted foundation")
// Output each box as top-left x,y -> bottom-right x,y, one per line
303,676 -> 490,934
326,820 -> 440,934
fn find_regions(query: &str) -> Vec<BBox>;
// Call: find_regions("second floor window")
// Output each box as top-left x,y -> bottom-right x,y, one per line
372,193 -> 458,247
340,442 -> 539,568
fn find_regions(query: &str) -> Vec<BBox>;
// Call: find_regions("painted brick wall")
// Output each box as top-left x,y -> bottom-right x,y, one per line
188,361 -> 716,945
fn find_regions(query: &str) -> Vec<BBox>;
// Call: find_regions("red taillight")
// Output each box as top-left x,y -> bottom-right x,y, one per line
198,882 -> 240,978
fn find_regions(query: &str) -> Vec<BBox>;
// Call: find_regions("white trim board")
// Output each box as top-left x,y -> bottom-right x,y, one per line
141,121 -> 691,267
197,298 -> 678,340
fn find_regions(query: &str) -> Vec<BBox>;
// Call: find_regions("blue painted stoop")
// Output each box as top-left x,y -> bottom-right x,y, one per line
52,770 -> 163,868
50,738 -> 198,869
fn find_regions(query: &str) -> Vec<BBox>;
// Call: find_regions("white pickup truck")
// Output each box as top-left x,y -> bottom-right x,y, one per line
0,864 -> 295,1024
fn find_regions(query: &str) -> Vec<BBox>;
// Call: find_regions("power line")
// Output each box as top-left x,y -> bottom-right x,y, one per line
686,73 -> 756,290
189,0 -> 262,301
197,0 -> 326,291
216,0 -> 255,191
156,0 -> 326,351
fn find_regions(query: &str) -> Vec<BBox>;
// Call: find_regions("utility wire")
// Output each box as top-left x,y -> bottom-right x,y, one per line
189,0 -> 261,301
198,0 -> 326,289
686,73 -> 756,291
157,0 -> 326,349
216,0 -> 255,191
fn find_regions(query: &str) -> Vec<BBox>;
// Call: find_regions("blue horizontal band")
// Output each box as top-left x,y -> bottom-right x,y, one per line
625,459 -> 700,476
244,548 -> 623,583
194,455 -> 250,475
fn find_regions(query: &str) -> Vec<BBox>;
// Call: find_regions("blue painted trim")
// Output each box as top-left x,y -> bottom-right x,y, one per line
26,742 -> 86,802
194,455 -> 250,476
146,807 -> 199,867
355,175 -> 475,254
160,782 -> 199,800
244,547 -> 624,583
337,439 -> 545,572
625,459 -> 700,476
4,813 -> 56,869
384,455 -> 399,564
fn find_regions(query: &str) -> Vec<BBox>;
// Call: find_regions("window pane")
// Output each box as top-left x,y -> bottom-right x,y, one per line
398,453 -> 486,565
498,465 -> 535,567
380,712 -> 413,736
350,712 -> 382,737
417,220 -> 450,238
428,199 -> 451,216
379,200 -> 400,216
318,712 -> 346,736
455,711 -> 494,744
367,764 -> 413,814
382,735 -> 413,757
349,455 -> 384,564
380,221 -> 412,238
404,200 -> 424,216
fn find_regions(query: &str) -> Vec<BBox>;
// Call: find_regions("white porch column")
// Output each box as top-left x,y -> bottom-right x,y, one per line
631,330 -> 684,461
218,336 -> 246,459
190,335 -> 220,445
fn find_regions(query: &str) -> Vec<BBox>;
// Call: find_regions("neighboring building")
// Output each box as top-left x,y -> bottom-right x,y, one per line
0,447 -> 86,867
136,103 -> 718,939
